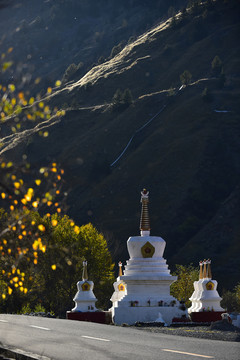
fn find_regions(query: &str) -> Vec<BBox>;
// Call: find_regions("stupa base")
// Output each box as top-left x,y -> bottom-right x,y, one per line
66,311 -> 112,324
112,306 -> 187,326
189,311 -> 224,323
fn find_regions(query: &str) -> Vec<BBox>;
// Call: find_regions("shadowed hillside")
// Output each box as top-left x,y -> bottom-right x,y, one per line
1,0 -> 240,289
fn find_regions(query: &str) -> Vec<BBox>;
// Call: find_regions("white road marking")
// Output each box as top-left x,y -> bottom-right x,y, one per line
162,349 -> 214,358
0,320 -> 8,323
82,335 -> 110,342
30,325 -> 51,331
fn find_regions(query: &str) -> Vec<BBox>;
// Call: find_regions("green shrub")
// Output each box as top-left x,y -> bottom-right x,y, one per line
111,88 -> 133,111
62,62 -> 84,84
170,264 -> 199,308
19,303 -> 32,314
180,70 -> 192,85
221,284 -> 240,313
34,303 -> 46,313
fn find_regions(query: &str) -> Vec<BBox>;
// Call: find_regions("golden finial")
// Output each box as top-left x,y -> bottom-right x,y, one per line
203,259 -> 207,279
207,259 -> 212,279
199,260 -> 203,279
140,189 -> 150,235
82,260 -> 88,281
118,261 -> 123,277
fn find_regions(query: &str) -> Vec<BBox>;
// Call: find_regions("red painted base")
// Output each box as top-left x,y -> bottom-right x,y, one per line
190,311 -> 224,323
66,311 -> 112,324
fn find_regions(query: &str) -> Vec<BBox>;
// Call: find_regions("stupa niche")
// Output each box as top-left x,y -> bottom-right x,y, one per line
110,189 -> 187,325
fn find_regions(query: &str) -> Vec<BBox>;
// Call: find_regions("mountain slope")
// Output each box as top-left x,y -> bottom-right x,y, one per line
0,0 -> 187,90
1,0 -> 240,289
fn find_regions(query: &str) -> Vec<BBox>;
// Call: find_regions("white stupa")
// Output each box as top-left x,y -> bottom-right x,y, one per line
71,261 -> 98,312
188,259 -> 224,313
110,261 -> 127,307
110,189 -> 187,325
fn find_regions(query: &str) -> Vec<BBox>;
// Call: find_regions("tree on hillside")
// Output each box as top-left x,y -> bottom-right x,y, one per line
221,283 -> 240,313
170,264 -> 199,307
180,70 -> 192,85
62,63 -> 78,84
112,88 -> 133,111
211,55 -> 223,77
112,89 -> 122,105
62,62 -> 84,84
122,88 -> 133,106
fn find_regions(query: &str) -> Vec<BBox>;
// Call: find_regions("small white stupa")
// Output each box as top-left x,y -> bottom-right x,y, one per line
71,261 -> 98,312
188,259 -> 224,314
110,189 -> 186,325
110,261 -> 127,307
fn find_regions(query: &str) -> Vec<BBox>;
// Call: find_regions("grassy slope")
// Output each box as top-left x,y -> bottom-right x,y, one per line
2,0 -> 240,288
0,0 -> 186,90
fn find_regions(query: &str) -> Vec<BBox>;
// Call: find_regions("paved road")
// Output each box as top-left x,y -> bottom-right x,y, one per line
0,314 -> 239,360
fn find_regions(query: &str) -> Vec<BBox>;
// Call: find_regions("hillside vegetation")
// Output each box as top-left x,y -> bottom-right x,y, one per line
1,0 -> 240,290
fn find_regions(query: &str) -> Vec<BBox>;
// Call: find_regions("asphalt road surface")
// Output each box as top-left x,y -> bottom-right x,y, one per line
0,314 -> 239,360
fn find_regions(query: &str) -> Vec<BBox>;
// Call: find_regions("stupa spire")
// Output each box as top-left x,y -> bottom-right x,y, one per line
82,260 -> 88,281
207,259 -> 212,279
199,260 -> 203,280
140,189 -> 150,236
118,261 -> 123,277
203,259 -> 207,279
